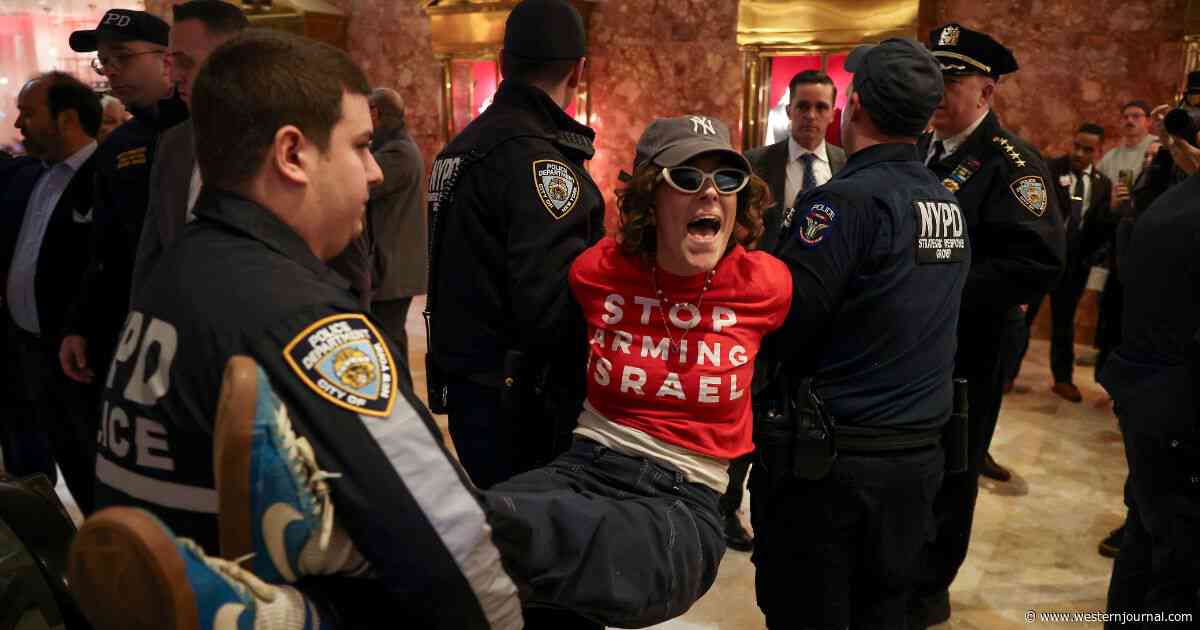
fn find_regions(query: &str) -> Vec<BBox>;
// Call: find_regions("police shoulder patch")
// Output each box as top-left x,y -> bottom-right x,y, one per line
283,314 -> 397,418
1010,175 -> 1048,217
796,202 -> 838,247
532,159 -> 581,220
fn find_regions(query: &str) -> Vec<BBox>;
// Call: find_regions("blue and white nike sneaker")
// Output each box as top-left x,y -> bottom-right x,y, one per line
69,507 -> 325,630
215,356 -> 369,584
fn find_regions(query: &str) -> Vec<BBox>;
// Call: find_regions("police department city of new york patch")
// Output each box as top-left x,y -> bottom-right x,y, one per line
532,159 -> 581,220
283,314 -> 398,418
1010,175 -> 1048,217
796,202 -> 837,247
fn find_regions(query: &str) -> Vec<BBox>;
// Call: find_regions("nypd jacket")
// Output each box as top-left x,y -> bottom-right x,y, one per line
63,96 -> 188,354
426,80 -> 605,380
918,111 -> 1065,316
95,192 -> 520,629
772,143 -> 969,432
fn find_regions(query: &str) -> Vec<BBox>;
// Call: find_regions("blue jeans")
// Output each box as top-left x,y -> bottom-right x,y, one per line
485,438 -> 726,627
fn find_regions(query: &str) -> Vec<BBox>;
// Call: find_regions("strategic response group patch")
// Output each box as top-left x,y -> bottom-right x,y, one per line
532,159 -> 580,220
1010,175 -> 1048,217
797,202 -> 837,247
283,314 -> 397,417
913,200 -> 967,264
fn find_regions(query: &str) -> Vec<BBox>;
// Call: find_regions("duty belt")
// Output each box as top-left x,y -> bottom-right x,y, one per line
835,424 -> 944,453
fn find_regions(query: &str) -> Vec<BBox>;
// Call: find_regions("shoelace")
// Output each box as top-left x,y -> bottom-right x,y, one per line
272,402 -> 341,552
178,539 -> 278,603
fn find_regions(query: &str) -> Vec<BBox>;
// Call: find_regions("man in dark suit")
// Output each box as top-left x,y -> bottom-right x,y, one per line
3,72 -> 102,512
725,70 -> 847,554
1012,123 -> 1113,402
131,1 -> 249,298
364,87 -> 426,377
745,70 -> 848,253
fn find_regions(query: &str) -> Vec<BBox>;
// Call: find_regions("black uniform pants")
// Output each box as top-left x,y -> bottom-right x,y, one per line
1105,421 -> 1200,629
915,311 -> 1009,606
750,445 -> 944,629
485,438 -> 725,629
7,321 -> 98,514
1015,263 -> 1090,384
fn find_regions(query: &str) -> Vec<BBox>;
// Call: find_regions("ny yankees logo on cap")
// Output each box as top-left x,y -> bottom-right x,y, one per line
689,116 -> 716,136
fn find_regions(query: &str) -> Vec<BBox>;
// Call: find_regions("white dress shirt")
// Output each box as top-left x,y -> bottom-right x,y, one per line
928,109 -> 989,164
1061,164 -> 1094,221
6,141 -> 97,334
185,163 -> 203,223
785,137 -> 832,211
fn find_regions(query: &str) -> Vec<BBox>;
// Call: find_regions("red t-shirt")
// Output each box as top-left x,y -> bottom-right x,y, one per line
569,237 -> 793,459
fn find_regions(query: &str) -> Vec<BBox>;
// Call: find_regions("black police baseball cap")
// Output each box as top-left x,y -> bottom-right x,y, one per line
69,9 -> 169,53
503,0 -> 586,61
633,115 -> 752,172
927,23 -> 1017,79
845,38 -> 944,138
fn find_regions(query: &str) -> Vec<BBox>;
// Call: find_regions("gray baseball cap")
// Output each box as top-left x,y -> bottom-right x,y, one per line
845,38 -> 944,137
633,115 -> 751,172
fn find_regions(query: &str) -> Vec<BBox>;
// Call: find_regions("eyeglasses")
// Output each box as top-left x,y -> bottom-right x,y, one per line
91,50 -> 164,76
659,166 -> 749,195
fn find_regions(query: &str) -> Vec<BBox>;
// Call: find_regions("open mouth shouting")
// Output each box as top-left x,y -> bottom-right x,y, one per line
687,215 -> 723,241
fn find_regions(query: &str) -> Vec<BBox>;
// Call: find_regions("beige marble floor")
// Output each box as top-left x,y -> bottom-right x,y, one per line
57,296 -> 1127,628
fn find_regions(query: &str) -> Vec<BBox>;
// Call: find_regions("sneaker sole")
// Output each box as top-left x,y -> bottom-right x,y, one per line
68,507 -> 199,630
215,355 -> 258,563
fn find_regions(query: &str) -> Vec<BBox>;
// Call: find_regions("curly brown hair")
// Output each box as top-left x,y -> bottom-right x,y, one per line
615,163 -> 770,259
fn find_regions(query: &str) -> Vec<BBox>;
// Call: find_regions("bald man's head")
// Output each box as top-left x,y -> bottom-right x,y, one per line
368,87 -> 405,132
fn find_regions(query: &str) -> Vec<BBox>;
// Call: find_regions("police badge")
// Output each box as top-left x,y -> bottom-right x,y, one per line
1010,175 -> 1048,217
283,314 -> 398,417
938,25 -> 960,46
532,159 -> 581,220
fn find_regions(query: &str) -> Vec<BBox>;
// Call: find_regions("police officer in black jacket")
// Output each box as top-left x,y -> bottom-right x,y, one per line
751,39 -> 969,628
90,31 -> 520,629
59,9 -> 188,389
426,0 -> 604,491
1101,124 -> 1200,628
911,24 -> 1065,627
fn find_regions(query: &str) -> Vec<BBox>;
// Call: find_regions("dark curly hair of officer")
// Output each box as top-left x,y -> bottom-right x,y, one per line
615,162 -> 770,259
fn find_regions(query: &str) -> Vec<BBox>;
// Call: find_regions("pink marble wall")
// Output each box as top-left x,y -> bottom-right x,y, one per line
329,0 -> 443,173
146,0 -> 1189,216
920,0 -> 1188,159
587,0 -> 744,227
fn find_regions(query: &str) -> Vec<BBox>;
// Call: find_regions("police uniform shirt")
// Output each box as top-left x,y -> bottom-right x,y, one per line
427,79 -> 605,379
926,110 -> 988,165
95,191 -> 521,629
63,96 -> 188,344
919,110 -> 1065,313
773,143 -> 970,431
